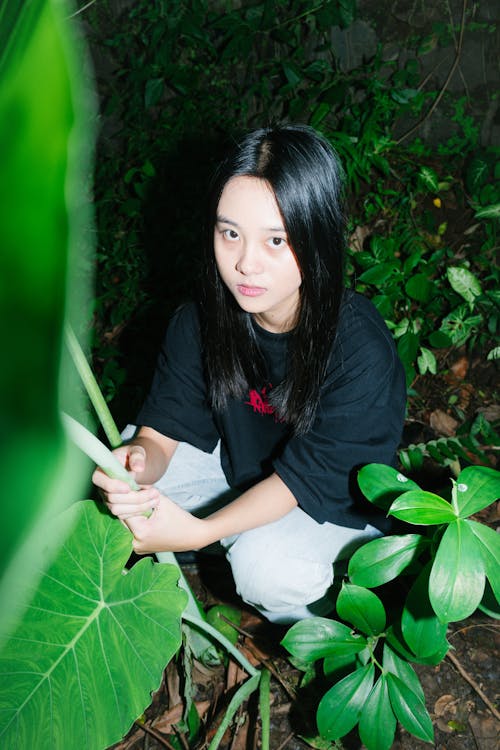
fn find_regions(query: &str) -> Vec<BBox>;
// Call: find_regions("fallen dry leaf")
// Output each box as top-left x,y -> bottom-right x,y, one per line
430,408 -> 459,437
451,355 -> 469,379
152,700 -> 211,734
434,693 -> 459,716
468,712 -> 500,750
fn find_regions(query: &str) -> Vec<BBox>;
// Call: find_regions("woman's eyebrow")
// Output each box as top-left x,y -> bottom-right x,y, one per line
216,214 -> 239,227
216,214 -> 286,232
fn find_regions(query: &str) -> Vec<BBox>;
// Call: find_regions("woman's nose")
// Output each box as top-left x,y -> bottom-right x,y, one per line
235,243 -> 264,275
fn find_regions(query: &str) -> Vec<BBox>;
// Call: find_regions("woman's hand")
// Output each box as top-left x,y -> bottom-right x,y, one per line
124,496 -> 208,554
92,443 -> 160,518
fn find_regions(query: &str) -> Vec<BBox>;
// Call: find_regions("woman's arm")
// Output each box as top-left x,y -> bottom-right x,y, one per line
121,472 -> 298,554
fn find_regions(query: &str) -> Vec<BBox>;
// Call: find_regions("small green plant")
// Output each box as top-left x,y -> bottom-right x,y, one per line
399,412 -> 500,473
282,463 -> 500,749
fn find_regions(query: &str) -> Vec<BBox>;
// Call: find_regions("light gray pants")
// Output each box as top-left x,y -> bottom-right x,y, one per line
123,428 -> 381,624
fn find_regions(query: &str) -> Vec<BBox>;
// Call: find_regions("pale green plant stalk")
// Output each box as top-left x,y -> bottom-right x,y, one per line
65,324 -> 122,448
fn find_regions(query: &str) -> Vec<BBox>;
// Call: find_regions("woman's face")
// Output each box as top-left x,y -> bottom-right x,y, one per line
214,176 -> 302,333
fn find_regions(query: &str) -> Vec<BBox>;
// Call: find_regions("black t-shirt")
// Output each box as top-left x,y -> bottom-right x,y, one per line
136,292 -> 406,530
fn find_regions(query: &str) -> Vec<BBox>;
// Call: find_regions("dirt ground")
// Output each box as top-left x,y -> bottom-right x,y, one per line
108,349 -> 499,750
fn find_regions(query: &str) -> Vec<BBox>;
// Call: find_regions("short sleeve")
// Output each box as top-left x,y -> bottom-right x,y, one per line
273,296 -> 406,527
136,303 -> 219,452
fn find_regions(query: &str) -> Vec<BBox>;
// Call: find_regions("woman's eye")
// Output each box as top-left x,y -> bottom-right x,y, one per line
269,236 -> 286,248
223,229 -> 239,240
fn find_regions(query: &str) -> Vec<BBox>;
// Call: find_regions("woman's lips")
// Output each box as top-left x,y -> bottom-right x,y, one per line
236,284 -> 267,297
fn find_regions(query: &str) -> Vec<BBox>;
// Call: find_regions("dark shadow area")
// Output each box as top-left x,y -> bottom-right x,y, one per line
111,131 -> 233,428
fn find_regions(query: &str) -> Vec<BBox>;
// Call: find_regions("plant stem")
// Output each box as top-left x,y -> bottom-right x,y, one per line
65,324 -> 122,448
259,669 -> 271,750
182,612 -> 259,678
206,673 -> 261,750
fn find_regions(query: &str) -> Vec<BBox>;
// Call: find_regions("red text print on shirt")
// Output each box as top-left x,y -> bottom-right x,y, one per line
246,385 -> 277,418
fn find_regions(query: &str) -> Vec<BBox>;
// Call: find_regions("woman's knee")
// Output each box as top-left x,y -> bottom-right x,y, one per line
225,531 -> 333,613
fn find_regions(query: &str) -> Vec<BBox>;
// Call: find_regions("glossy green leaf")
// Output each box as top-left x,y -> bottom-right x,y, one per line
453,466 -> 500,518
474,203 -> 500,219
206,604 -> 241,647
417,346 -> 437,375
358,261 -> 401,285
389,490 -> 457,524
465,155 -> 489,195
428,330 -> 453,348
418,166 -> 439,192
357,464 -> 420,510
382,643 -> 425,702
405,274 -> 435,303
440,304 -> 483,346
429,519 -> 485,622
336,584 -> 386,635
478,580 -> 500,619
386,673 -> 434,743
281,617 -> 366,663
0,501 -> 187,750
317,664 -> 375,740
358,675 -> 396,750
397,332 -> 419,374
349,534 -> 428,587
447,266 -> 482,305
0,0 -> 95,639
385,624 -> 448,666
323,650 -> 360,678
465,520 -> 500,603
402,565 -> 449,660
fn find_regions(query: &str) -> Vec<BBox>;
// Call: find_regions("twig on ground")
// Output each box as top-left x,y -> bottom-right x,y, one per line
445,651 -> 500,721
275,731 -> 295,750
133,720 -> 177,750
449,623 -> 500,639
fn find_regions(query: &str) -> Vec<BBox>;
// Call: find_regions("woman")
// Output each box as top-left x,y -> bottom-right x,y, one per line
93,124 -> 406,624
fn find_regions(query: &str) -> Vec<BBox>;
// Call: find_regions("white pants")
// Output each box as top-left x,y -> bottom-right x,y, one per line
123,428 -> 381,624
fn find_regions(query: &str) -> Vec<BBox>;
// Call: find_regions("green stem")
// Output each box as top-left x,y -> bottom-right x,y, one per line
182,612 -> 259,678
206,673 -> 261,750
258,669 -> 271,750
65,324 -> 122,448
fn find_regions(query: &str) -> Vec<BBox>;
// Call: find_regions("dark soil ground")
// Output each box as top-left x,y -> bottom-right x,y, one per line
107,350 -> 499,750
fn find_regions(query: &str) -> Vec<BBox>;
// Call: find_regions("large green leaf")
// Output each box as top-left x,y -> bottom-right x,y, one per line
348,534 -> 428,588
0,501 -> 187,750
317,664 -> 375,740
385,624 -> 447,667
358,675 -> 396,750
453,466 -> 500,518
336,584 -> 386,635
389,490 -> 457,525
382,643 -> 425,702
281,617 -> 367,663
401,565 -> 449,660
357,464 -> 420,511
429,519 -> 485,622
0,0 -> 95,638
468,520 -> 500,603
386,673 -> 434,743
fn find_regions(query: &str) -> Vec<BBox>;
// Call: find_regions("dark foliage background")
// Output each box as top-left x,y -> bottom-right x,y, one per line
81,0 -> 499,467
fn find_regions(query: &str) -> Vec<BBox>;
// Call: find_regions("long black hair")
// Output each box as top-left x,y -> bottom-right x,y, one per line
199,124 -> 346,434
